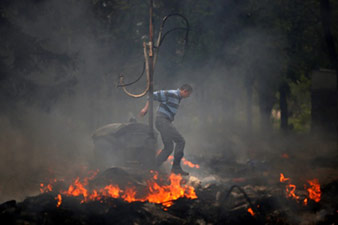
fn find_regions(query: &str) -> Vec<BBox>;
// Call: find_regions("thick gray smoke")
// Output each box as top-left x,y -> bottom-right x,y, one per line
0,0 -> 335,204
0,0 -> 141,202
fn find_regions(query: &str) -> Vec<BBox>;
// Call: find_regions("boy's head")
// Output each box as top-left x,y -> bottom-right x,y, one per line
179,84 -> 193,98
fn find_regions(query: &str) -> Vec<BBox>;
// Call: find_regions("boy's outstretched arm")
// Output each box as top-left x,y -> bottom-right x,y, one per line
139,100 -> 149,117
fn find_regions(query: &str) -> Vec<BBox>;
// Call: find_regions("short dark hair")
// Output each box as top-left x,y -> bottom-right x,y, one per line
180,84 -> 193,92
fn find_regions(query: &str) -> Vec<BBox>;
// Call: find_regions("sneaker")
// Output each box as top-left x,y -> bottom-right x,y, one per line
171,166 -> 189,176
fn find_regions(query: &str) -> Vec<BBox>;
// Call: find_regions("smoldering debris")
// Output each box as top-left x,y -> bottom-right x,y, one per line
1,165 -> 338,225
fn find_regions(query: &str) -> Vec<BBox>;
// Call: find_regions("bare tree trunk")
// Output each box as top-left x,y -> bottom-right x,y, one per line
258,93 -> 274,133
319,0 -> 338,149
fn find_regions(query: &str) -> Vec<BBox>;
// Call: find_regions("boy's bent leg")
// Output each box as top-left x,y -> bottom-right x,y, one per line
155,117 -> 174,167
170,126 -> 189,176
156,140 -> 173,167
172,133 -> 185,167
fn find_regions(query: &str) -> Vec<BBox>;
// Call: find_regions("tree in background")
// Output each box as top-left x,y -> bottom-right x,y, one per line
0,0 -> 76,123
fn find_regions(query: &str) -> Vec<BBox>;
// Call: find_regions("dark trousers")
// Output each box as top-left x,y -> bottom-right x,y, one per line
155,115 -> 185,167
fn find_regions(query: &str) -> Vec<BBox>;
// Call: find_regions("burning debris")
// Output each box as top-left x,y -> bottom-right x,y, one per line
279,173 -> 321,205
39,169 -> 197,209
1,165 -> 338,225
247,207 -> 255,216
306,179 -> 321,203
0,152 -> 337,225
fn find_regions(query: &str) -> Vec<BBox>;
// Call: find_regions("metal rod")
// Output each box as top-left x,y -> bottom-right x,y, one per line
117,3 -> 190,139
148,0 -> 154,136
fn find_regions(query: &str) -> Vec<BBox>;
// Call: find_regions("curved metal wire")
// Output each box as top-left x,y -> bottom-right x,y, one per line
218,185 -> 258,220
119,42 -> 150,98
117,62 -> 145,88
153,13 -> 190,68
221,185 -> 256,210
159,27 -> 189,47
157,13 -> 190,48
118,13 -> 190,98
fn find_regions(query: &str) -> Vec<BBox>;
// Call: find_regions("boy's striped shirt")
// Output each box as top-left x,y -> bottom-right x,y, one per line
152,89 -> 182,121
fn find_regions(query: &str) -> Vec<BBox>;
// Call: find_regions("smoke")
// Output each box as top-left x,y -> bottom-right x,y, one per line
0,0 -> 143,202
0,0 -> 336,204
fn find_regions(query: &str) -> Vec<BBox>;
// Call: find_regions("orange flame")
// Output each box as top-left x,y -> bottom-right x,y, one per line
279,173 -> 321,205
40,183 -> 53,193
306,179 -> 321,202
182,158 -> 200,168
285,184 -> 299,200
146,172 -> 197,207
247,207 -> 255,216
280,173 -> 290,182
65,177 -> 90,203
40,170 -> 197,209
303,198 -> 308,205
122,187 -> 137,203
55,194 -> 62,207
167,155 -> 200,169
280,173 -> 301,201
102,184 -> 121,198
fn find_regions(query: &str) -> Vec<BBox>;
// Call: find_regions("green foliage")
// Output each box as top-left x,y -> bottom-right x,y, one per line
288,74 -> 311,132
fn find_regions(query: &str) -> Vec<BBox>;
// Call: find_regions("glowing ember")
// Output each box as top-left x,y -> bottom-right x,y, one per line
279,173 -> 301,202
303,198 -> 308,205
40,183 -> 53,193
182,158 -> 200,168
279,173 -> 290,183
306,179 -> 321,202
167,155 -> 200,169
286,184 -> 299,200
247,207 -> 255,216
281,153 -> 289,159
55,194 -> 62,207
279,173 -> 321,205
40,170 -> 197,209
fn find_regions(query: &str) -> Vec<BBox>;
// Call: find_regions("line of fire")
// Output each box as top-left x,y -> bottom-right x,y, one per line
0,0 -> 338,225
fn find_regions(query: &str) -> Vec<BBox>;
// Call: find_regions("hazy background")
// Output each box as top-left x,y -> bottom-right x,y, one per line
0,0 -> 337,202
